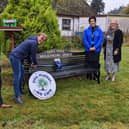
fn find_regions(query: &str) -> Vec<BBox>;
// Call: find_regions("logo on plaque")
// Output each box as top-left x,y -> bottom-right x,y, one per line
29,71 -> 56,100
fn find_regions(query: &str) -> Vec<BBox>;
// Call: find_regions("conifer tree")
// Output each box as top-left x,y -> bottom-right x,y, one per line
91,0 -> 105,14
0,0 -> 62,52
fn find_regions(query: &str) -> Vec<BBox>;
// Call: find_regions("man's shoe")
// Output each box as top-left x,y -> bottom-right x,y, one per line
0,104 -> 12,108
14,97 -> 23,104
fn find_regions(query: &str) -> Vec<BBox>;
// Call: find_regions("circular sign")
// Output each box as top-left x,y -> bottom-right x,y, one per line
29,71 -> 56,100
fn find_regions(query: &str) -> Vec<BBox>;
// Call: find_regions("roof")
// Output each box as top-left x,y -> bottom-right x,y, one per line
52,0 -> 96,17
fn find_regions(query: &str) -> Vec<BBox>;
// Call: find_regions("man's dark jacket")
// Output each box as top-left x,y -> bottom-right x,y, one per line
10,36 -> 38,65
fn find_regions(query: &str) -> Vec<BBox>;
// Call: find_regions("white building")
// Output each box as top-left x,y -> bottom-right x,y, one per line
57,14 -> 129,36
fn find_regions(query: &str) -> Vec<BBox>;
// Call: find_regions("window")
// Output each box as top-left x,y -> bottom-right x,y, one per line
62,19 -> 71,30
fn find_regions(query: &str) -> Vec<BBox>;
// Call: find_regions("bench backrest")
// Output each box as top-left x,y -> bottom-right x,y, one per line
24,50 -> 100,80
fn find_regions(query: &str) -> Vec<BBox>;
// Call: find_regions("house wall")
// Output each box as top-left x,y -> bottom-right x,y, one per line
96,17 -> 108,32
107,16 -> 129,33
79,17 -> 89,32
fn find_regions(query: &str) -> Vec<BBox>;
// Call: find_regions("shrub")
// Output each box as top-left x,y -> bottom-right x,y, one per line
0,0 -> 62,54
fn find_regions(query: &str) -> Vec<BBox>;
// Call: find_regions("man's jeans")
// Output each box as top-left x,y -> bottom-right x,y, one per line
9,55 -> 24,98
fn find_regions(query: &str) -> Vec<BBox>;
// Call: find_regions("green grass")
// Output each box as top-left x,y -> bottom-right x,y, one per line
0,46 -> 129,129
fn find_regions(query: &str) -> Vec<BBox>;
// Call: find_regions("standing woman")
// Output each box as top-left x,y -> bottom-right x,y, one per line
104,20 -> 123,81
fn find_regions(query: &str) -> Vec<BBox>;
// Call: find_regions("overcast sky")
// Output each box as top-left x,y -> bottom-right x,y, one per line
103,0 -> 129,13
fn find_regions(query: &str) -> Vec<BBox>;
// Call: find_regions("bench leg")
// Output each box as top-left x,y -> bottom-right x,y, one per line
86,73 -> 93,80
93,71 -> 100,84
97,71 -> 100,84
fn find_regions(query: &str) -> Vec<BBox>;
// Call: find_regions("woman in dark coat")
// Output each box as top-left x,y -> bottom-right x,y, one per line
103,20 -> 123,81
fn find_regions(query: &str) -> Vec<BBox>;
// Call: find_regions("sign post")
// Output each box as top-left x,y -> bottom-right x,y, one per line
0,19 -> 23,49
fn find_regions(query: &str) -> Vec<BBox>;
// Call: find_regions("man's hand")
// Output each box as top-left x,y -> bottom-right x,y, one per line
31,64 -> 37,68
90,47 -> 96,51
114,50 -> 118,55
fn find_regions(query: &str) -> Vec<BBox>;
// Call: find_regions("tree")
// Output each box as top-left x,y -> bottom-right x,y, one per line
108,6 -> 125,14
0,0 -> 62,54
0,0 -> 7,13
121,5 -> 129,14
91,0 -> 105,14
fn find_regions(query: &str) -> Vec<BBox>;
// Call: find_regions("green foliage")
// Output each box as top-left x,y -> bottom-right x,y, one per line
0,0 -> 7,13
0,34 -> 11,56
91,0 -> 105,14
0,31 -> 5,54
0,0 -> 62,53
62,36 -> 83,50
5,39 -> 11,55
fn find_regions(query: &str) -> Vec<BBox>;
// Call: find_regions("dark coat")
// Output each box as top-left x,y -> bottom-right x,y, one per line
103,29 -> 123,63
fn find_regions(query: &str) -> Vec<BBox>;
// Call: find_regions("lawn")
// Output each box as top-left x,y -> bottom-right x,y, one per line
0,46 -> 129,129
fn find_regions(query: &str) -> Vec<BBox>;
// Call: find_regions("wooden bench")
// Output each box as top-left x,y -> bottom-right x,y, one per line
24,49 -> 100,84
